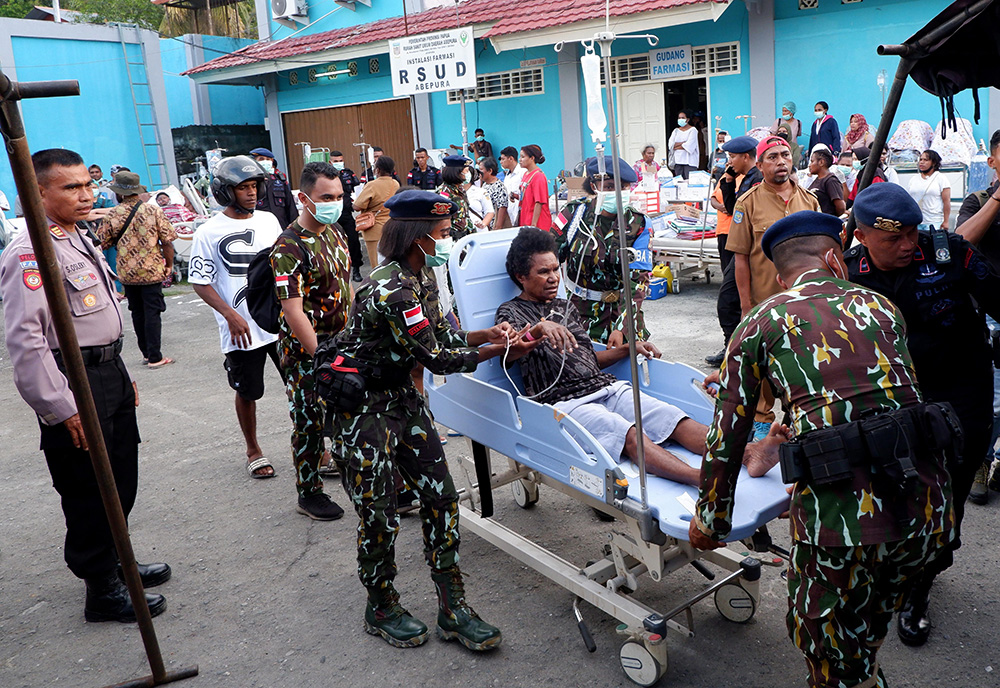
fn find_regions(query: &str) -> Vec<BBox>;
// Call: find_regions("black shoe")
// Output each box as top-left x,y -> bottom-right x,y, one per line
85,572 -> 166,623
118,561 -> 171,588
352,267 -> 363,282
297,492 -> 345,521
897,588 -> 932,646
705,349 -> 725,367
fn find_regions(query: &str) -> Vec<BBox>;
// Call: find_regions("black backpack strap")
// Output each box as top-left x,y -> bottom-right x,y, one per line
111,201 -> 142,246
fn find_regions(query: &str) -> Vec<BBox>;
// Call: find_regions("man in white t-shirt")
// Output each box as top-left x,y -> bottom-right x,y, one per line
189,156 -> 283,479
499,146 -> 525,225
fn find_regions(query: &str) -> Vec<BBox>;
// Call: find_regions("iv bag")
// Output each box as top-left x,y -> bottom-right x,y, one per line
581,51 -> 607,143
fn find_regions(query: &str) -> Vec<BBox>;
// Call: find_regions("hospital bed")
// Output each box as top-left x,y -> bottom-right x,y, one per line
425,229 -> 790,686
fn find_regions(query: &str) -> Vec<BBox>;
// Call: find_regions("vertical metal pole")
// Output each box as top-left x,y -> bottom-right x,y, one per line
600,37 -> 648,510
460,90 -> 469,158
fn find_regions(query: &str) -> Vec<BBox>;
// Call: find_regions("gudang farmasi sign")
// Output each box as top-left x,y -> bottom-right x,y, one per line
649,45 -> 692,80
388,26 -> 477,96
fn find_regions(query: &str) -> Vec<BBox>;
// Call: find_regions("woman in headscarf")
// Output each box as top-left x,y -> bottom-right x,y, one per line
769,101 -> 802,141
841,113 -> 875,155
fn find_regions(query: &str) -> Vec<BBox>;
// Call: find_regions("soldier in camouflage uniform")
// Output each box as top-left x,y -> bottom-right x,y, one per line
689,211 -> 954,688
552,156 -> 650,344
436,155 -> 476,241
331,189 -> 526,651
271,162 -> 352,521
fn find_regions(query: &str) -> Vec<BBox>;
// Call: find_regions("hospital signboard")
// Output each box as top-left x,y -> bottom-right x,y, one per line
388,26 -> 477,96
649,45 -> 692,80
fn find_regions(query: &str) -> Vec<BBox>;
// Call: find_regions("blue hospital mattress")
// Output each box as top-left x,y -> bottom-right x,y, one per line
426,229 -> 790,541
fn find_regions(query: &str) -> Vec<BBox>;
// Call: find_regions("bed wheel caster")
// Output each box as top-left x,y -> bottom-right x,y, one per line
511,479 -> 539,508
714,583 -> 757,624
619,637 -> 668,686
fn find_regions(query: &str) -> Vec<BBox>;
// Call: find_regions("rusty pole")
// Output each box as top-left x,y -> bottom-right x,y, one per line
0,71 -> 198,687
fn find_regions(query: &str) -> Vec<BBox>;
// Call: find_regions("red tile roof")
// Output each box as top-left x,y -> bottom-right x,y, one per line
184,0 -> 721,76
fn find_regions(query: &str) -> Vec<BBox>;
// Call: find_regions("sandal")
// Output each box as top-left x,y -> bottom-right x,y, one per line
247,457 -> 275,479
148,357 -> 175,368
318,450 -> 340,477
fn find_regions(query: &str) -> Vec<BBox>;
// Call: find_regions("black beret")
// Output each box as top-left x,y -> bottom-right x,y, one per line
721,135 -> 757,154
584,156 -> 638,184
853,182 -> 922,232
384,189 -> 458,220
762,210 -> 844,260
442,154 -> 471,168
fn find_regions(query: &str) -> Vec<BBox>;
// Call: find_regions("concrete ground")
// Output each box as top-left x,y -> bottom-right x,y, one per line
1,273 -> 998,688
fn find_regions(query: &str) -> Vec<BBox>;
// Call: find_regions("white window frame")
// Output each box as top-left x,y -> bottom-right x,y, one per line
447,67 -> 545,103
602,41 -> 740,86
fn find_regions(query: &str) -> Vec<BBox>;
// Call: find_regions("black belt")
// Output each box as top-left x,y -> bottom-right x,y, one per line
53,338 -> 123,367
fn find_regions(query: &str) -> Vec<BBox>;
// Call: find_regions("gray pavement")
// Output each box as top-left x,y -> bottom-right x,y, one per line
1,276 -> 998,687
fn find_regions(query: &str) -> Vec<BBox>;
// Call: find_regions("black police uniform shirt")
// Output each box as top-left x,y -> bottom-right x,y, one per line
719,167 -> 763,215
844,231 -> 1000,400
257,172 -> 296,229
407,165 -> 442,190
957,180 -> 1000,276
337,168 -> 361,218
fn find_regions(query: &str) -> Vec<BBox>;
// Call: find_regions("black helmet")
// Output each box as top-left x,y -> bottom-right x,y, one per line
210,155 -> 267,211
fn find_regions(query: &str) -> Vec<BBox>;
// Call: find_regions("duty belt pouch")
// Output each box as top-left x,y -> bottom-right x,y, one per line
862,413 -> 918,486
921,402 -> 965,464
315,350 -> 367,412
779,442 -> 806,484
801,427 -> 853,486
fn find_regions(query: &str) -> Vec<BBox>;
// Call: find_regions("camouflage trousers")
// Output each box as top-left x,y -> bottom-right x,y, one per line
283,356 -> 325,498
331,389 -> 460,595
787,530 -> 952,688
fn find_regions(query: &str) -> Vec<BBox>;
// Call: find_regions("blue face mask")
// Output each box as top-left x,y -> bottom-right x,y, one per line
331,161 -> 345,171
475,135 -> 485,142
600,193 -> 618,214
306,196 -> 342,225
677,118 -> 688,127
852,160 -> 862,171
421,235 -> 453,267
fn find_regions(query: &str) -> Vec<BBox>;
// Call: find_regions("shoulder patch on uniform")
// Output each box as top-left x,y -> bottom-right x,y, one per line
733,210 -> 744,225
23,269 -> 42,290
859,256 -> 870,274
19,253 -> 37,270
403,304 -> 425,326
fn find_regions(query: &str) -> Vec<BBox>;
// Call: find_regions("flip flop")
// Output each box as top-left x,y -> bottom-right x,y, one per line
148,357 -> 175,368
318,450 -> 340,477
247,457 -> 275,479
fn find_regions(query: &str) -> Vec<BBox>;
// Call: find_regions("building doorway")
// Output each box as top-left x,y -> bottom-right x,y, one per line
664,78 -> 709,170
619,77 -> 709,172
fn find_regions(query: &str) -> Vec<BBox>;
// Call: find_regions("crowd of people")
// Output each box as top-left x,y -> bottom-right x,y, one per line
4,115 -> 1000,688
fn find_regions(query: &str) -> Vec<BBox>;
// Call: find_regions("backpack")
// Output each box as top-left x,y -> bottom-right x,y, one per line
246,228 -> 310,334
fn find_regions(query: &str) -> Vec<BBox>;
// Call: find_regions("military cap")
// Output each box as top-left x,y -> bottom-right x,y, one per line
442,154 -> 471,168
384,189 -> 458,220
584,156 -> 638,185
762,210 -> 844,260
721,135 -> 758,155
249,147 -> 275,159
853,182 -> 922,232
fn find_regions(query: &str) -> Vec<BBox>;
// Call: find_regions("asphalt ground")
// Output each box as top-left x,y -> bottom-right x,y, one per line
1,271 -> 999,688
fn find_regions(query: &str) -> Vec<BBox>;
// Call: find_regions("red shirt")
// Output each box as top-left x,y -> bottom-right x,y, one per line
519,169 -> 552,230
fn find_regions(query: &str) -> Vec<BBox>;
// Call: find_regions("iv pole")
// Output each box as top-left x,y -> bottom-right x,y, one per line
556,19 -> 659,517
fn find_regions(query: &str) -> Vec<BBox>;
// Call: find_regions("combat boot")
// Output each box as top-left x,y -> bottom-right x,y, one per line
897,580 -> 932,646
970,463 -> 990,505
84,571 -> 166,623
363,585 -> 429,648
431,567 -> 502,651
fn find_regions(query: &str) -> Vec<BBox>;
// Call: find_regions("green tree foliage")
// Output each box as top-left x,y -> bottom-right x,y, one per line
64,0 -> 166,30
0,0 -> 43,19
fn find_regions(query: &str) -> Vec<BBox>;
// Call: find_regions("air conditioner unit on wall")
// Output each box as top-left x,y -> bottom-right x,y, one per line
272,0 -> 308,28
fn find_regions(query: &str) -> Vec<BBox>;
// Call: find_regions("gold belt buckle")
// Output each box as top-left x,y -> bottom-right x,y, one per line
602,290 -> 620,303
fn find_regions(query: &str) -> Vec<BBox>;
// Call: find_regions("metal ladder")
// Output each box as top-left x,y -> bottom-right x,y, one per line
115,23 -> 167,188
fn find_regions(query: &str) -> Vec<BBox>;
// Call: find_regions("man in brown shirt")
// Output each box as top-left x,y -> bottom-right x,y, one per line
97,171 -> 177,367
725,136 -> 820,436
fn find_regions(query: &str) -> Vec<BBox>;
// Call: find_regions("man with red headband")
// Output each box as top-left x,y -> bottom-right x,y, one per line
725,136 -> 820,440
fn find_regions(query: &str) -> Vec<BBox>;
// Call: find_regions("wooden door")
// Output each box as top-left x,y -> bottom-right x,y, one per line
619,82 -> 666,167
281,98 -> 414,187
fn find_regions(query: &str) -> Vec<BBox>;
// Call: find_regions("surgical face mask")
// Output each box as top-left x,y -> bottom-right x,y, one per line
332,161 -> 345,171
421,235 -> 453,267
306,197 -> 343,225
599,193 -> 618,214
258,159 -> 274,174
464,170 -> 473,184
814,110 -> 825,119
782,114 -> 792,121
852,160 -> 862,171
475,135 -> 484,142
677,118 -> 687,127
836,165 -> 852,176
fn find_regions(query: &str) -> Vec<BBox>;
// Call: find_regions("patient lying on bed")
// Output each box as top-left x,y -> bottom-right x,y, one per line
497,228 -> 785,485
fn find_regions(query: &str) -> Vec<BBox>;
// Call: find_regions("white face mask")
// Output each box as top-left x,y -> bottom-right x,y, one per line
258,159 -> 274,174
814,111 -> 825,119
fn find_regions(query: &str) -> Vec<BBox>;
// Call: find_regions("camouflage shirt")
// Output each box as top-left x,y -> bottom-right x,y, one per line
694,271 -> 953,547
271,220 -> 351,359
552,198 -> 650,343
436,183 -> 474,240
335,260 -> 478,404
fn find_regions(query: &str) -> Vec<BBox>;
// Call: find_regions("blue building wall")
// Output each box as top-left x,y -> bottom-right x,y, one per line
0,36 -> 152,207
428,42 -> 565,180
268,0 -> 404,42
773,0 -> 989,147
162,36 -> 265,127
276,51 -> 394,111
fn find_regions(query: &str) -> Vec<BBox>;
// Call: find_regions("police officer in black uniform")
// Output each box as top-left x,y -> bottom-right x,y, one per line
251,147 -> 297,230
844,182 -> 1000,647
707,135 -> 765,366
331,149 -> 364,281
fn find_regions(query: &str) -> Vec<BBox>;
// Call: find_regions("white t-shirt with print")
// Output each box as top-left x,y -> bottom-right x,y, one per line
188,210 -> 282,353
907,170 -> 950,227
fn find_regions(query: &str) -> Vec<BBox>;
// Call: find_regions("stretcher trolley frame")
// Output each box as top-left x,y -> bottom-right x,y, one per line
648,181 -> 721,291
426,229 -> 790,686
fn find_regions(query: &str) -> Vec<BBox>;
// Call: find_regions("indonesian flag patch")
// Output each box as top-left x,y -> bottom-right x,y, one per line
403,304 -> 425,326
275,275 -> 289,288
